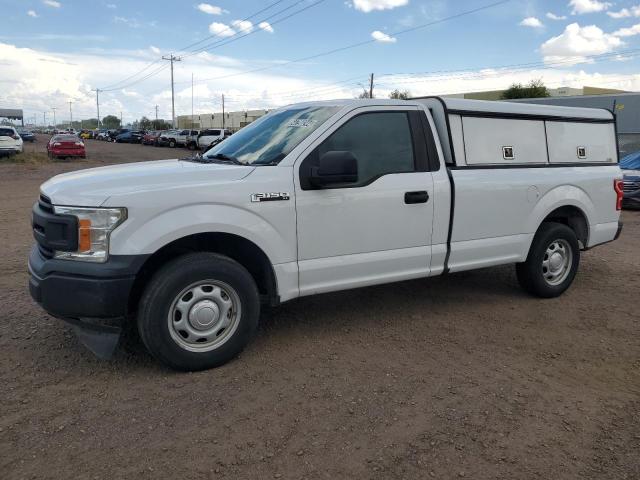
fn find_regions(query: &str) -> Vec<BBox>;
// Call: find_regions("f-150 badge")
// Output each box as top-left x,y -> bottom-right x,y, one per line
251,192 -> 291,202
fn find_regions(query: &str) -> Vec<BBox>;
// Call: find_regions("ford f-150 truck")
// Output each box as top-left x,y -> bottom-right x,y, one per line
29,98 -> 624,371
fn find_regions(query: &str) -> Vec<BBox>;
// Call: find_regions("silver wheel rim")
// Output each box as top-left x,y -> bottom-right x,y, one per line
541,238 -> 573,286
167,280 -> 241,352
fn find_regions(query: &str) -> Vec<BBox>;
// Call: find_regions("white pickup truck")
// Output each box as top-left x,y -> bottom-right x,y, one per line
29,98 -> 624,370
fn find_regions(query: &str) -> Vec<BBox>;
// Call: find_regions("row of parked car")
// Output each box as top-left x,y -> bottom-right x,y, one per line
84,128 -> 231,151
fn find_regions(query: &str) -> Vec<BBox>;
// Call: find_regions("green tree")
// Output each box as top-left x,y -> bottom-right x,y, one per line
138,116 -> 153,130
152,119 -> 171,130
501,79 -> 550,100
102,115 -> 121,129
389,89 -> 411,100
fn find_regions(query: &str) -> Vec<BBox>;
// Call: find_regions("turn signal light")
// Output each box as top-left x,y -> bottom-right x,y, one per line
614,179 -> 624,211
78,219 -> 92,251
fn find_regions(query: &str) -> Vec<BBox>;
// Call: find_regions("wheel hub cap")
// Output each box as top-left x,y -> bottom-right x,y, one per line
549,252 -> 564,272
541,239 -> 573,286
188,300 -> 220,331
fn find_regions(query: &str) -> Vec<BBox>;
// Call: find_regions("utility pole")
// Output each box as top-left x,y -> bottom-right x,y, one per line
94,89 -> 101,129
68,100 -> 73,129
222,93 -> 225,130
120,111 -> 123,127
155,105 -> 159,121
43,112 -> 47,127
369,73 -> 374,99
51,107 -> 57,128
191,73 -> 194,129
162,54 -> 182,128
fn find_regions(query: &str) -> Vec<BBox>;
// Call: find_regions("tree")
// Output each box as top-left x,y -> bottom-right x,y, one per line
152,119 -> 171,130
138,116 -> 153,130
102,115 -> 121,129
501,79 -> 550,100
357,89 -> 373,99
389,89 -> 411,100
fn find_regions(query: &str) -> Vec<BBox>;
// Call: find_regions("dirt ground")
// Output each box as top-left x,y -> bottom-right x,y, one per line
1,136 -> 638,480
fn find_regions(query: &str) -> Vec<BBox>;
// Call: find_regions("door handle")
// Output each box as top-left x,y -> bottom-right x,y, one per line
404,191 -> 429,204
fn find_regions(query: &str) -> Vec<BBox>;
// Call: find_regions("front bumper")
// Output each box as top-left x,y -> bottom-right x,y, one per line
28,245 -> 148,320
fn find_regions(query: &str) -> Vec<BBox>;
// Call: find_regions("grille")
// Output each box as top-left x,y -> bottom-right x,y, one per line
39,194 -> 54,213
623,181 -> 640,193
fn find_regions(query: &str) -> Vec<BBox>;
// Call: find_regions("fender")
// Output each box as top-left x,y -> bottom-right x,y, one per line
527,184 -> 595,241
109,203 -> 296,266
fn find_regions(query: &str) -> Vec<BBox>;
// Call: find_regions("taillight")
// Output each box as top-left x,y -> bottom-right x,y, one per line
75,141 -> 84,146
53,142 -> 61,146
614,179 -> 624,211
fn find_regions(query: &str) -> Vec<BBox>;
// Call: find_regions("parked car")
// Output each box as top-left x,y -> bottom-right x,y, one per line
159,129 -> 199,148
17,128 -> 36,142
95,129 -> 110,141
620,152 -> 640,209
79,130 -> 93,140
142,130 -> 163,146
46,134 -> 86,159
187,128 -> 229,150
107,128 -> 129,142
0,126 -> 23,155
29,98 -> 623,371
115,130 -> 144,144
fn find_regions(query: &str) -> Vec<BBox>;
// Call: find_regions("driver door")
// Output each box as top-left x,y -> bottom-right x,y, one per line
294,106 -> 435,296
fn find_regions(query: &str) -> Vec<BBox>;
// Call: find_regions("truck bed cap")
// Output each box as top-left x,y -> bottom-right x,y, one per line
414,97 -> 614,121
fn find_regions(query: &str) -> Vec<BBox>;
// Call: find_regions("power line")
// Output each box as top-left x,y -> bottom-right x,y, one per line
183,0 -> 511,87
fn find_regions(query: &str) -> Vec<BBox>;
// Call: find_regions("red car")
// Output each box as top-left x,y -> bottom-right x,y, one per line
47,134 -> 86,159
142,130 -> 162,146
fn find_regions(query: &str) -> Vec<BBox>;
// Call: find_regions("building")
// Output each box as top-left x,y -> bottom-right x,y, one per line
508,92 -> 640,156
444,86 -> 628,101
0,108 -> 24,126
177,109 -> 270,131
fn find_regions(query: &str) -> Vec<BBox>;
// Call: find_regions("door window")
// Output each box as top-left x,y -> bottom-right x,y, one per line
301,111 -> 415,188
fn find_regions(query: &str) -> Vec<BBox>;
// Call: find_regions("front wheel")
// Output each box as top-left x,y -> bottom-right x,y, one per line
137,252 -> 260,371
516,222 -> 580,298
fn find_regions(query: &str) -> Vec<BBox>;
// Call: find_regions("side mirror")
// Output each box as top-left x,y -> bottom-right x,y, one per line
310,151 -> 358,188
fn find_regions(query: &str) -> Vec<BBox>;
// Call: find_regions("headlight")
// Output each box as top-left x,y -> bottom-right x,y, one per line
53,206 -> 127,263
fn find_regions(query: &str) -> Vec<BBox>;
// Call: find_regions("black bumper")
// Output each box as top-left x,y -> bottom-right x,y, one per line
28,245 -> 148,320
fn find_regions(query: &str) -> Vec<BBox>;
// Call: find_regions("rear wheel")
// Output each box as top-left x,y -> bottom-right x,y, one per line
516,222 -> 580,298
169,140 -> 176,148
137,252 -> 260,371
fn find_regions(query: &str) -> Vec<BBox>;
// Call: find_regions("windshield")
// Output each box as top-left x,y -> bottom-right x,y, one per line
202,106 -> 340,165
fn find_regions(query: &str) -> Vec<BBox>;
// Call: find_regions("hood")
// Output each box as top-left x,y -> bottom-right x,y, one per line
41,159 -> 255,206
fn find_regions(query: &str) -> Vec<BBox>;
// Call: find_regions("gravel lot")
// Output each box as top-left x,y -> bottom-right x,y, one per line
1,136 -> 638,480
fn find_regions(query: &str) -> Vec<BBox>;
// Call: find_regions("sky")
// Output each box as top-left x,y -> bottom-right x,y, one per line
1,0 -> 640,125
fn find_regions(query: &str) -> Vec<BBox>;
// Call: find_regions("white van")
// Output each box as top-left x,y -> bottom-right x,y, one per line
29,98 -> 623,370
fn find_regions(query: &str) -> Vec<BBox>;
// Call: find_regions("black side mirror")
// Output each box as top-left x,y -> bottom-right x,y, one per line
310,151 -> 358,188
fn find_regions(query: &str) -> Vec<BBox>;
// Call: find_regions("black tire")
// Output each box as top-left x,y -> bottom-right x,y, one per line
137,252 -> 260,371
516,222 -> 580,298
169,140 -> 176,148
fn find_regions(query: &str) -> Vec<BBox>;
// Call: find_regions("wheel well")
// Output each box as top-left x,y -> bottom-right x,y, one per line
128,233 -> 278,314
541,206 -> 589,248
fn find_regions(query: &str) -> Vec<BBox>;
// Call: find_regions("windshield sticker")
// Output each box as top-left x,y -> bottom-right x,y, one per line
287,119 -> 317,128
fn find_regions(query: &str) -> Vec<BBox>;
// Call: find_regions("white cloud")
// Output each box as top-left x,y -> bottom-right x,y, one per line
149,45 -> 161,54
520,17 -> 544,28
258,22 -> 274,33
197,3 -> 224,15
114,16 -> 141,28
546,12 -> 567,20
208,22 -> 235,37
42,0 -> 61,7
106,3 -> 116,8
371,30 -> 397,43
231,20 -> 253,33
613,23 -> 640,37
541,23 -> 622,63
352,0 -> 408,13
569,0 -> 611,15
27,10 -> 38,17
607,8 -> 631,18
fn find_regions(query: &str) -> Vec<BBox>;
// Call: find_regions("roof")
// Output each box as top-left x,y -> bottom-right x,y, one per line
415,97 -> 613,121
279,98 -> 614,121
